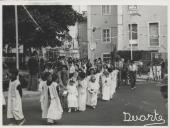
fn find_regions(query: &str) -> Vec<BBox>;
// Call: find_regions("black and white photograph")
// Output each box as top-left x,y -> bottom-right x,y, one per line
1,2 -> 168,126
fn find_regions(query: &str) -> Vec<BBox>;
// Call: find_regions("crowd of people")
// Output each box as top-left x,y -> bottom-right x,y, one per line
5,54 -> 141,125
4,49 -> 166,126
147,59 -> 167,81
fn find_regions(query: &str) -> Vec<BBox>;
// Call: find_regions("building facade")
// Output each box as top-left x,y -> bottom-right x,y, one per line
87,5 -> 167,62
78,20 -> 88,59
117,5 -> 167,61
87,5 -> 118,63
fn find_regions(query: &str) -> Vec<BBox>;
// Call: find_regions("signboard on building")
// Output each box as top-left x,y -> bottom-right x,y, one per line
129,40 -> 138,47
128,5 -> 138,14
129,40 -> 137,45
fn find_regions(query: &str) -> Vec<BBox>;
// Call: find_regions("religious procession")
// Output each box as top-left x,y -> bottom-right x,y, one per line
2,4 -> 168,126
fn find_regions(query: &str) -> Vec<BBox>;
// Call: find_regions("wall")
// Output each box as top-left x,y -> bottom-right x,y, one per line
78,21 -> 88,58
87,5 -> 118,62
118,6 -> 167,55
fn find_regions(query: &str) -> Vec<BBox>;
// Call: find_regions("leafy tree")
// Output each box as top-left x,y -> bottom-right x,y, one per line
3,5 -> 84,49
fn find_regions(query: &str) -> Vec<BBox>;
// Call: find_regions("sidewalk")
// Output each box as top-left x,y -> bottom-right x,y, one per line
137,74 -> 163,82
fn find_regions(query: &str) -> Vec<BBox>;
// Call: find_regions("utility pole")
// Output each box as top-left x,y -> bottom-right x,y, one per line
15,5 -> 19,69
130,24 -> 133,60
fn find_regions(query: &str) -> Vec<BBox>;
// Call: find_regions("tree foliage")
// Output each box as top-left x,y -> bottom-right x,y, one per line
3,5 -> 84,48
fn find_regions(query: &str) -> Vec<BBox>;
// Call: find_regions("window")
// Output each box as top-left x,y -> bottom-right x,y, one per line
102,29 -> 111,42
149,23 -> 159,47
102,5 -> 111,15
129,24 -> 138,40
129,24 -> 138,46
103,53 -> 111,62
142,52 -> 151,60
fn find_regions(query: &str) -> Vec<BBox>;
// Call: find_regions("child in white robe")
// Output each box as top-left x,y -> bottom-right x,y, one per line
108,67 -> 114,99
46,73 -> 63,124
86,75 -> 99,109
67,78 -> 78,112
77,71 -> 87,111
7,68 -> 25,125
109,67 -> 119,99
101,71 -> 111,101
95,69 -> 102,99
39,72 -> 49,119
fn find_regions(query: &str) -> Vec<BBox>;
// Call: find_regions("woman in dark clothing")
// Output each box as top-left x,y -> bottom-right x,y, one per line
27,52 -> 39,91
121,65 -> 128,86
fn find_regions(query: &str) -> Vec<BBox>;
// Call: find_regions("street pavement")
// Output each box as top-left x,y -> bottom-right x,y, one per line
3,80 -> 168,126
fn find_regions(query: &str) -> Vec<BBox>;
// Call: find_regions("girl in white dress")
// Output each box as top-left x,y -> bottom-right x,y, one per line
86,75 -> 99,109
46,73 -> 63,124
109,67 -> 119,99
7,68 -> 25,125
101,70 -> 111,101
95,69 -> 102,99
39,72 -> 49,119
108,67 -> 114,99
77,71 -> 87,111
67,78 -> 78,112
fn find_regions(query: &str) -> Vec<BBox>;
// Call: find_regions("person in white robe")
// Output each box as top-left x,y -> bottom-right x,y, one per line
77,71 -> 87,111
109,67 -> 119,99
38,72 -> 49,119
101,71 -> 111,101
86,67 -> 97,92
157,66 -> 161,80
95,70 -> 102,99
67,79 -> 78,112
46,73 -> 63,124
108,67 -> 114,99
86,75 -> 99,109
7,68 -> 25,125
